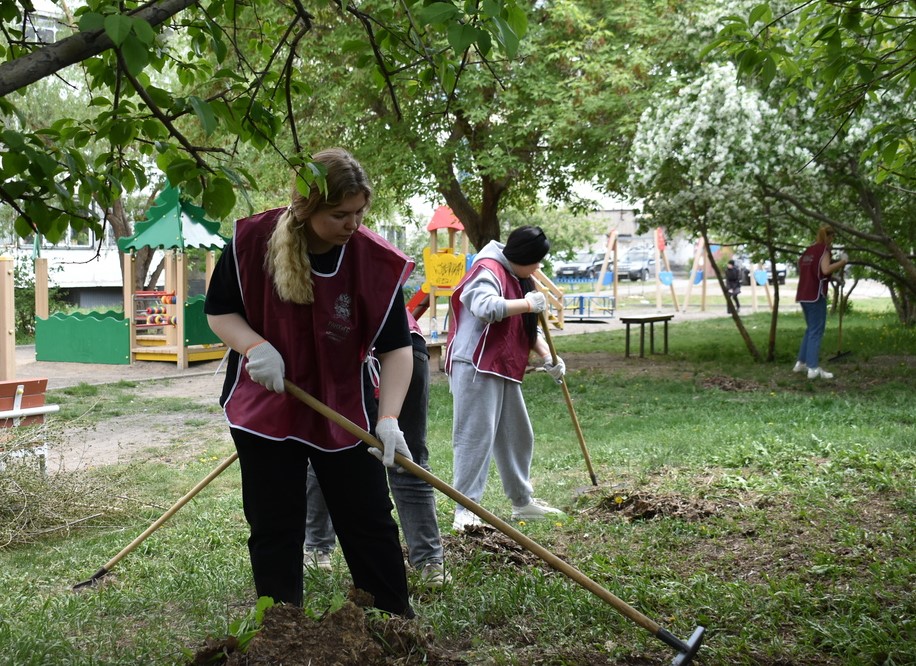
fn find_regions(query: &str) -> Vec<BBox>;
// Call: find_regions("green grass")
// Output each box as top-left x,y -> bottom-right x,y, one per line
0,310 -> 913,665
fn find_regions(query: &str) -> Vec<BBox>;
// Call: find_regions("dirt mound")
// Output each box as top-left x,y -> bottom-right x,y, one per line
590,490 -> 721,522
189,589 -> 461,666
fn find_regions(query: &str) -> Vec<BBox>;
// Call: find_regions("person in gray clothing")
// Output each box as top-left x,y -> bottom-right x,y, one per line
303,315 -> 450,588
444,225 -> 566,531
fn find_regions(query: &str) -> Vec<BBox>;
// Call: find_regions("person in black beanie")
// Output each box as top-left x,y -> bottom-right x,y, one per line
444,225 -> 567,531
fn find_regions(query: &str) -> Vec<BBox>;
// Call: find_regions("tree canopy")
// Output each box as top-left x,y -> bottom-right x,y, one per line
629,1 -> 916,330
0,0 -> 528,243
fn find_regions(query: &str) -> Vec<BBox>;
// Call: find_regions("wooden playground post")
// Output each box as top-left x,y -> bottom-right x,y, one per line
660,249 -> 680,312
175,251 -> 188,369
205,251 -> 216,293
428,225 -> 439,337
34,258 -> 48,319
682,238 -> 705,313
123,252 -> 136,363
594,229 -> 618,304
750,266 -> 758,313
1,254 -> 15,381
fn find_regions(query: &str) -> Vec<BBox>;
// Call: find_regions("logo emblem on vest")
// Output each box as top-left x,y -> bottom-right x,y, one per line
326,293 -> 353,342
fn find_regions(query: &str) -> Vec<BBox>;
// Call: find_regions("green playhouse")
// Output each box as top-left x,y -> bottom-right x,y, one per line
35,185 -> 228,367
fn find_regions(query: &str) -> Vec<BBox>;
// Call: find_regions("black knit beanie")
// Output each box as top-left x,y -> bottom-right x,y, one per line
503,225 -> 550,265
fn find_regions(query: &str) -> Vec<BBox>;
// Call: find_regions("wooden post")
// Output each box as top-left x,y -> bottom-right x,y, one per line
595,229 -> 617,300
205,250 -> 216,293
34,257 -> 48,319
165,251 -> 178,349
750,265 -> 758,313
682,238 -> 704,313
700,245 -> 708,312
123,252 -> 136,364
428,228 -> 439,338
0,255 -> 15,381
176,251 -> 188,369
661,250 -> 680,312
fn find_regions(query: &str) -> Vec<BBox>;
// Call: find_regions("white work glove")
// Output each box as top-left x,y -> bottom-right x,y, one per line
542,355 -> 566,383
838,251 -> 849,263
245,341 -> 286,393
371,417 -> 413,472
524,291 -> 547,313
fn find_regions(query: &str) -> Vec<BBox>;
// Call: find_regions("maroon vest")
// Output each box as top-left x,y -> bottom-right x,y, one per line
445,258 -> 529,382
796,243 -> 828,303
225,208 -> 413,450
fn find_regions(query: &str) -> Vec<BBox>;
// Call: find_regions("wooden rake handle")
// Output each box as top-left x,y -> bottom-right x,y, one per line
282,379 -> 661,634
538,312 -> 598,486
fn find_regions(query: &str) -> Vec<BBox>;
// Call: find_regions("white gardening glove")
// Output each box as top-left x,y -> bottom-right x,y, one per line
371,417 -> 413,472
838,251 -> 849,262
245,341 -> 286,393
524,291 -> 546,313
542,355 -> 566,383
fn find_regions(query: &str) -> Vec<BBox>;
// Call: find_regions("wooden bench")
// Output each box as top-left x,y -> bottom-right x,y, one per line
0,378 -> 59,428
0,378 -> 60,471
619,315 -> 674,358
426,340 -> 446,373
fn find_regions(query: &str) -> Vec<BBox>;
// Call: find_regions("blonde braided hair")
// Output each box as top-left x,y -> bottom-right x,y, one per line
266,148 -> 372,304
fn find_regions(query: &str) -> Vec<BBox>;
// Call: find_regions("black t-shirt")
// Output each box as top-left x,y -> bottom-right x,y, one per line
205,243 -> 411,403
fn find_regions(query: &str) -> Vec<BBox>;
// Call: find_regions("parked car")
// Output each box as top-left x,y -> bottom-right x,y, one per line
735,254 -> 787,285
618,248 -> 655,281
555,252 -> 607,280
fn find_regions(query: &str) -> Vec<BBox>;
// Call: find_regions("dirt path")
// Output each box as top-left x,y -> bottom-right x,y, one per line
43,372 -> 231,473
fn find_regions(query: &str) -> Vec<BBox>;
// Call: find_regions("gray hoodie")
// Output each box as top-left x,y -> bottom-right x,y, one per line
447,240 -> 518,365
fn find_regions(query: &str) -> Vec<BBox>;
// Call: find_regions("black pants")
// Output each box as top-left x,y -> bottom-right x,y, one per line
232,429 -> 413,616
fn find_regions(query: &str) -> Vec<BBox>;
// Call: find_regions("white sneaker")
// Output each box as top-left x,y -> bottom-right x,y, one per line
452,507 -> 483,531
793,361 -> 807,373
303,550 -> 332,571
418,562 -> 452,589
807,367 -> 834,379
511,498 -> 565,520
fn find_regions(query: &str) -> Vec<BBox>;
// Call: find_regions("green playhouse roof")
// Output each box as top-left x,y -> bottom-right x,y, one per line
117,185 -> 228,252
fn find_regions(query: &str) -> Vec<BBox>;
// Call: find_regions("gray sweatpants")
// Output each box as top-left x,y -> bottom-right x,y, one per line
449,360 -> 534,508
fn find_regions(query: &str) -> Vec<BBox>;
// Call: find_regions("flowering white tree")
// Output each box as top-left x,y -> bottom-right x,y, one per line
629,57 -> 916,332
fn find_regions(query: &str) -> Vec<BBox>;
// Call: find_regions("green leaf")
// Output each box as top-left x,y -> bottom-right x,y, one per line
759,55 -> 777,89
489,16 -> 515,57
202,176 -> 236,219
419,2 -> 461,26
189,96 -> 218,136
78,12 -> 105,32
14,216 -> 35,238
120,36 -> 150,76
881,139 -> 899,166
2,151 -> 29,176
506,5 -> 527,39
132,19 -> 156,45
748,3 -> 772,27
447,24 -> 477,54
103,14 -> 134,46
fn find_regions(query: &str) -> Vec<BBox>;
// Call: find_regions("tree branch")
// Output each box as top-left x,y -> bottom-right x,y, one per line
0,0 -> 200,97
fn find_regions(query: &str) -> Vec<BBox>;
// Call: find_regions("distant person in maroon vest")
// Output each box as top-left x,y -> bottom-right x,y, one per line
725,259 -> 742,314
204,147 -> 416,616
445,225 -> 567,532
794,224 -> 848,380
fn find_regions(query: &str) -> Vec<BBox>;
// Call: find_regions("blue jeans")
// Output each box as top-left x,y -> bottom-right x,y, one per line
306,346 -> 444,568
798,296 -> 827,368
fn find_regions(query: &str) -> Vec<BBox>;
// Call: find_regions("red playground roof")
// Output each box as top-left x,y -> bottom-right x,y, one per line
427,206 -> 464,231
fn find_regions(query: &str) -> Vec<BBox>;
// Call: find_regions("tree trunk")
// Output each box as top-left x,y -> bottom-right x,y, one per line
701,228 -> 762,362
765,242 -> 780,362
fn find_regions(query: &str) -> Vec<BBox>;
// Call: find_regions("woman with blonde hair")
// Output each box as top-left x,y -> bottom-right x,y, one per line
205,147 -> 416,615
794,224 -> 849,379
